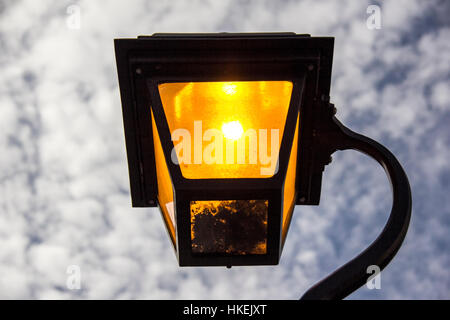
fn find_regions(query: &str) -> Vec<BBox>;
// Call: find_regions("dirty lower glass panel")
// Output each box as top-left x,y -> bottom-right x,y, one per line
190,200 -> 268,255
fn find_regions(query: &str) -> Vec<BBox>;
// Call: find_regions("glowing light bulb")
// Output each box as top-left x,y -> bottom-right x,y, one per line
222,83 -> 237,95
222,121 -> 243,140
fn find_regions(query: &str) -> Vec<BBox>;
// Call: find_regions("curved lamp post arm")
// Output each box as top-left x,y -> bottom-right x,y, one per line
300,116 -> 412,300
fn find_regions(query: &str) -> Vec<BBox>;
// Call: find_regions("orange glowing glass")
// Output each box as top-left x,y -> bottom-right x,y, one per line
151,110 -> 176,245
282,114 -> 299,244
158,81 -> 293,179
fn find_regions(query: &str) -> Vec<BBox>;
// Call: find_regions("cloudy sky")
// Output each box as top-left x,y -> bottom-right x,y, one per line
0,0 -> 449,299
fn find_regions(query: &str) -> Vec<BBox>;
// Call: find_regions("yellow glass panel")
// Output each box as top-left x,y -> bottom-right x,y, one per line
151,110 -> 176,245
190,200 -> 268,255
282,113 -> 299,243
158,81 -> 293,179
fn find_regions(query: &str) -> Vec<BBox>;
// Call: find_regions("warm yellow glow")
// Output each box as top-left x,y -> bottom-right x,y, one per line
151,110 -> 176,246
158,81 -> 293,179
221,120 -> 244,140
222,82 -> 237,95
282,113 -> 299,244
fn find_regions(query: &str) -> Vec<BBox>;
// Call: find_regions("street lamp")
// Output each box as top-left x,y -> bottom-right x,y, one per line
114,33 -> 411,299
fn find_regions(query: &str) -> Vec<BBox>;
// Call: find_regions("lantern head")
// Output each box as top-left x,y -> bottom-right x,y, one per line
115,33 -> 334,267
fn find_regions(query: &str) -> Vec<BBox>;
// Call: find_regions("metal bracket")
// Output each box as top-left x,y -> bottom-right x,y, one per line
301,99 -> 340,205
300,111 -> 412,299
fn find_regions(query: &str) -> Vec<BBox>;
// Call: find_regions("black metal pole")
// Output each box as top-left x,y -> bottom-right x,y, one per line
300,116 -> 412,300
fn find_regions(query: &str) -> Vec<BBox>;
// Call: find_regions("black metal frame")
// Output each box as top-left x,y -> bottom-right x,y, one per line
115,33 -> 334,266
